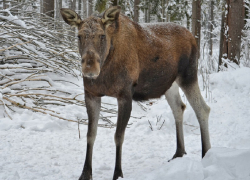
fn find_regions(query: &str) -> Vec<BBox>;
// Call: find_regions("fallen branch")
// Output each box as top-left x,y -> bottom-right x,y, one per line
0,40 -> 31,52
3,96 -> 77,123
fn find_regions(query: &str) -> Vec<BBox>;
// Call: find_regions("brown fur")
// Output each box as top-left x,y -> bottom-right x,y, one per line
60,6 -> 207,180
82,15 -> 197,100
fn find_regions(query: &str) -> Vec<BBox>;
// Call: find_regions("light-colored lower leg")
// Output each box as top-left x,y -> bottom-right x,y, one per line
179,81 -> 211,157
165,82 -> 186,158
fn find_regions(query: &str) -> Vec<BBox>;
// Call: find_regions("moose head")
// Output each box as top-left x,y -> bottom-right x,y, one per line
60,6 -> 121,79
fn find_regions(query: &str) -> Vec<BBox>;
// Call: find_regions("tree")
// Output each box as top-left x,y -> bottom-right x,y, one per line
134,0 -> 140,22
42,0 -> 55,18
68,0 -> 77,41
218,0 -> 226,70
219,0 -> 245,68
208,0 -> 214,57
69,0 -> 76,11
185,1 -> 192,30
111,0 -> 118,6
95,0 -> 108,13
78,0 -> 82,17
88,0 -> 93,16
165,0 -> 191,26
55,0 -> 63,30
83,0 -> 87,18
143,0 -> 151,23
227,0 -> 244,64
192,0 -> 201,59
3,0 -> 8,16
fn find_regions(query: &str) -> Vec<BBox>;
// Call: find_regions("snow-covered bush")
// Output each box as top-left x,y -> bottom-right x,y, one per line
0,1 -> 117,128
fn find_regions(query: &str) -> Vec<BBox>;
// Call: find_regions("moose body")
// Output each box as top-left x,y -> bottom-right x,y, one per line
61,6 -> 211,180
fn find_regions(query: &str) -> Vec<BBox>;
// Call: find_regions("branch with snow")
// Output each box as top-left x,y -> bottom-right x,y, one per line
0,1 -> 123,128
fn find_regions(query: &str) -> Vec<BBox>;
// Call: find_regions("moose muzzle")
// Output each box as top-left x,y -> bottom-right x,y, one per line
81,50 -> 101,79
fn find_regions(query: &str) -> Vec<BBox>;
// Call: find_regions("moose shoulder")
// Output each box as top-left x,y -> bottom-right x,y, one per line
61,6 -> 211,180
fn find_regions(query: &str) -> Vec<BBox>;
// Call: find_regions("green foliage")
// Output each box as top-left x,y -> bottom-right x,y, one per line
167,0 -> 191,23
95,0 -> 108,13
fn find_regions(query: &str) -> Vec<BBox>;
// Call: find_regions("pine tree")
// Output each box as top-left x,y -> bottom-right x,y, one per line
42,0 -> 55,18
219,0 -> 245,68
192,0 -> 201,58
134,0 -> 140,22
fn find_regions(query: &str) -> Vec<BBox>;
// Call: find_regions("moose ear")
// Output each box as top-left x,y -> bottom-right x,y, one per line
102,6 -> 121,26
60,8 -> 82,27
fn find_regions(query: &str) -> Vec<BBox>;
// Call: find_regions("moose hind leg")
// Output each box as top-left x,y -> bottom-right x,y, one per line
165,82 -> 187,159
179,80 -> 211,158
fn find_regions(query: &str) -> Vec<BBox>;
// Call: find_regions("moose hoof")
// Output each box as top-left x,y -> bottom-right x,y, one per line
113,169 -> 123,180
173,150 -> 187,159
168,150 -> 187,162
78,173 -> 92,180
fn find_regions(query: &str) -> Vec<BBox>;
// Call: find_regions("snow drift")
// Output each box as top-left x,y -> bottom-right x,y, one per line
1,65 -> 250,180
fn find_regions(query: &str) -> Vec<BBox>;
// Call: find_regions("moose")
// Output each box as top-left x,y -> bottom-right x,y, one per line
60,6 -> 211,180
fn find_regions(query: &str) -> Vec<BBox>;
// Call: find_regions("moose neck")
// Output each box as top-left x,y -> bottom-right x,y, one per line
109,15 -> 163,63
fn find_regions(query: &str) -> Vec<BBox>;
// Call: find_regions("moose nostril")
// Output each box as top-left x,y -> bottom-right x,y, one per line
87,58 -> 94,64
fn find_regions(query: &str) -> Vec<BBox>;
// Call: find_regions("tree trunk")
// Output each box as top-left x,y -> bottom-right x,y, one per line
69,0 -> 76,11
218,1 -> 226,71
147,1 -> 151,23
186,12 -> 191,30
111,0 -> 118,6
144,0 -> 149,23
3,0 -> 6,9
55,0 -> 62,29
78,0 -> 82,17
219,0 -> 244,68
162,0 -> 165,22
88,0 -> 93,17
83,0 -> 87,18
166,0 -> 169,22
133,0 -> 140,22
144,8 -> 148,23
192,0 -> 201,59
40,0 -> 43,14
227,0 -> 244,64
3,0 -> 7,16
185,1 -> 191,30
42,0 -> 54,18
208,0 -> 214,56
69,0 -> 77,41
12,0 -> 19,16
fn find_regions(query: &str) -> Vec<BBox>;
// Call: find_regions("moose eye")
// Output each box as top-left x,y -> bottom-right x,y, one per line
77,36 -> 81,40
100,35 -> 106,41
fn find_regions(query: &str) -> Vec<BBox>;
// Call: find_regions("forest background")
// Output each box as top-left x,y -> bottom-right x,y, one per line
1,1 -> 250,179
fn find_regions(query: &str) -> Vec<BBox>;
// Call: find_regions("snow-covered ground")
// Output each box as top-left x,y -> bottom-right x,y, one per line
1,67 -> 250,180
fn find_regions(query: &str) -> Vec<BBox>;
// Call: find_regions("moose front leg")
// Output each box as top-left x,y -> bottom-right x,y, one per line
113,96 -> 132,180
79,91 -> 101,180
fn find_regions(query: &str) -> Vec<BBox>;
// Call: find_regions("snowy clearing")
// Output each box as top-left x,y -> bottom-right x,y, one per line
1,67 -> 250,180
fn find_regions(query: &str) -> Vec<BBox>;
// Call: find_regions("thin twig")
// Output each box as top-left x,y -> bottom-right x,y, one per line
0,40 -> 31,52
158,120 -> 165,130
78,118 -> 81,139
0,99 -> 12,120
3,96 -> 79,122
148,120 -> 153,131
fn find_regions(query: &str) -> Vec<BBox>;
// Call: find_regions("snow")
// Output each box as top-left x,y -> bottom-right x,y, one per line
202,148 -> 250,180
0,10 -> 27,28
1,67 -> 250,180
